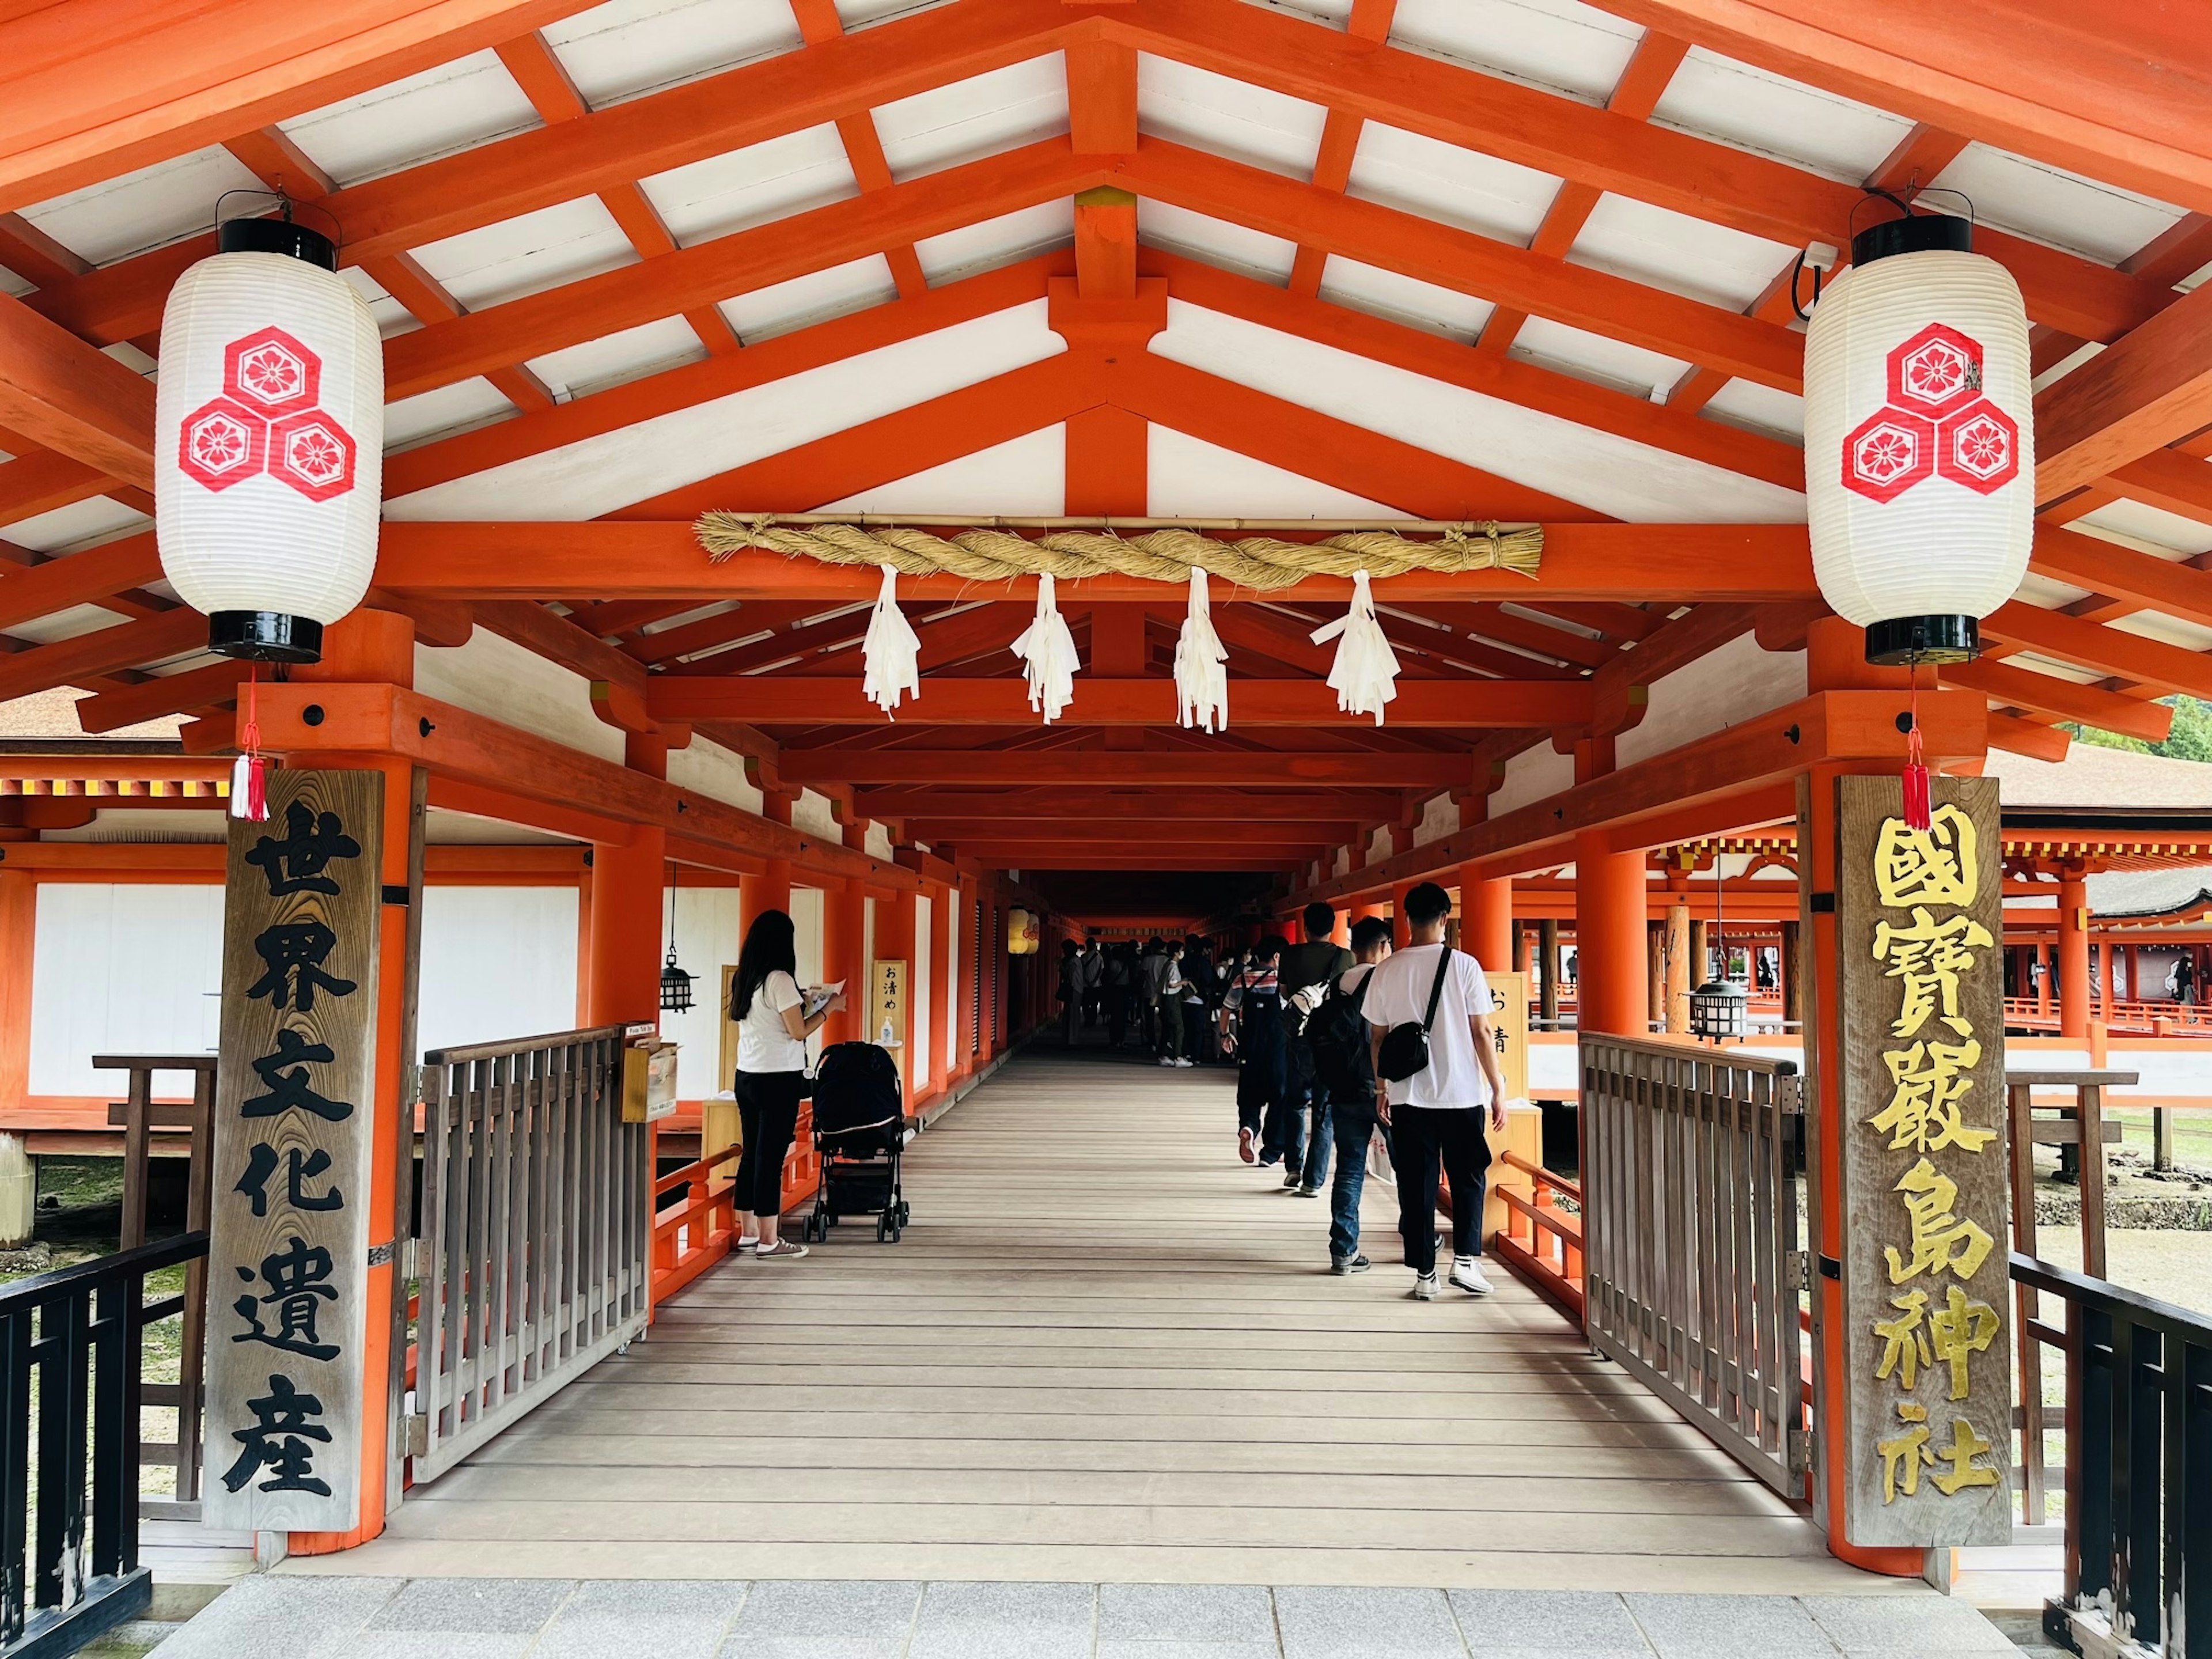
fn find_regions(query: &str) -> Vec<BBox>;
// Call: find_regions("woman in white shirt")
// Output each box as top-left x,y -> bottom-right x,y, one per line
732,908 -> 843,1260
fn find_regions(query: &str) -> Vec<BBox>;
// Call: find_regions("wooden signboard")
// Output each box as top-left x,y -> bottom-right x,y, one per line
204,770 -> 384,1532
1834,774 -> 2012,1546
1485,969 -> 1529,1104
871,957 -> 907,1049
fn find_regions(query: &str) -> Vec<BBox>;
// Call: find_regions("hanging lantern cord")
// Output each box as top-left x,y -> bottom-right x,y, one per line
1902,661 -> 1932,831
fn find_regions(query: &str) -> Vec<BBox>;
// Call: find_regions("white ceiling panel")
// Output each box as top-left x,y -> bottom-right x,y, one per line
1344,122 -> 1559,244
1237,0 -> 1355,23
1387,0 -> 1640,104
875,54 -> 1068,181
1511,315 -> 1691,401
2108,611 -> 2212,653
1568,192 -> 1794,309
1931,144 -> 2188,266
718,254 -> 899,343
639,125 -> 858,247
1138,200 -> 1297,283
384,378 -> 518,452
817,426 -> 1066,514
338,266 -> 421,338
2008,652 -> 2101,685
1651,48 -> 1911,182
2070,498 -> 2212,559
7,604 -> 139,647
1154,300 -> 1804,522
1699,377 -> 1805,441
0,266 -> 35,299
544,0 -> 802,108
915,200 -> 1073,283
20,146 -> 264,265
386,299 -> 1063,521
835,0 -> 955,26
2012,572 -> 2093,609
1137,55 -> 1328,180
1149,427 -> 1403,518
1316,256 -> 1495,340
278,51 -> 540,187
525,316 -> 707,401
409,196 -> 640,309
3,498 -> 150,554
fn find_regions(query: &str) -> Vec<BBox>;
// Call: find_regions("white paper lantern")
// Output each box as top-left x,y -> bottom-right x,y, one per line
1802,221 -> 2032,664
154,219 -> 383,664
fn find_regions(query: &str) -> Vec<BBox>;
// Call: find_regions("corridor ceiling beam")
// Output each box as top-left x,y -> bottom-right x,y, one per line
777,752 -> 1480,787
646,677 -> 1593,726
2032,281 -> 2212,501
0,296 -> 153,487
372,522 -> 1820,603
858,787 -> 1406,820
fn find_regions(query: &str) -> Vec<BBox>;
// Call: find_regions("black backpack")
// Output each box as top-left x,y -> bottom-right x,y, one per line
1308,968 -> 1377,1103
811,1041 -> 903,1137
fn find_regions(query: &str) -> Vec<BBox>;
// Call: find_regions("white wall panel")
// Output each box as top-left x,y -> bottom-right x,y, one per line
912,891 -> 933,1090
1616,632 -> 1806,768
1147,428 -> 1401,518
414,629 -> 627,763
416,887 -> 581,1058
817,426 -> 1065,516
31,885 -> 224,1096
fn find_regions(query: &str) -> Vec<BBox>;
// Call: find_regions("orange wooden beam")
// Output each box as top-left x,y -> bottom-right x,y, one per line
2099,448 -> 2212,529
781,749 -> 1475,786
0,295 -> 151,486
856,787 -> 1407,819
2035,281 -> 2212,503
2028,521 -> 2212,632
1586,0 -> 2212,216
371,521 -> 1821,603
647,676 -> 1590,726
1982,599 -> 2212,703
1938,658 -> 2175,744
0,532 -> 158,631
0,608 -> 201,704
0,449 -> 127,530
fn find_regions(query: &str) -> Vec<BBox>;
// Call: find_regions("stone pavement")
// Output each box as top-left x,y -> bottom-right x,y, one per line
148,1576 -> 2035,1658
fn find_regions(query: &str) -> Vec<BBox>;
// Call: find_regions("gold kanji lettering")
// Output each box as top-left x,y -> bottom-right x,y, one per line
1873,805 -> 1979,908
1873,1291 -> 1931,1389
1928,1285 -> 2001,1402
1883,1157 -> 1995,1285
1870,1038 -> 1994,1154
1872,906 -> 1994,1039
1877,1402 -> 1935,1503
1931,1415 -> 2000,1496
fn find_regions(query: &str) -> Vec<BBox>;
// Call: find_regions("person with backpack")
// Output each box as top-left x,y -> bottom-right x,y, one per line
731,907 -> 844,1262
1362,881 -> 1510,1301
1279,902 -> 1355,1197
1219,934 -> 1291,1165
1308,914 -> 1392,1273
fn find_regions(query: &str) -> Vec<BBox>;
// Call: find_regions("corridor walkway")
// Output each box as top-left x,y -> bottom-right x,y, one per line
298,1054 -> 1894,1592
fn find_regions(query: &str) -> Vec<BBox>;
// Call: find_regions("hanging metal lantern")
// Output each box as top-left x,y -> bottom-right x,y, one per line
660,946 -> 696,1013
154,200 -> 384,665
1802,198 -> 2032,666
1688,976 -> 1748,1042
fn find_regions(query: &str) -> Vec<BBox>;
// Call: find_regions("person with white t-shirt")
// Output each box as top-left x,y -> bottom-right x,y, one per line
1362,881 -> 1510,1301
731,908 -> 844,1260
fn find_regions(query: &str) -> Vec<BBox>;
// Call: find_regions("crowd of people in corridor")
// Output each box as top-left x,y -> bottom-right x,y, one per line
1058,890 -> 1513,1300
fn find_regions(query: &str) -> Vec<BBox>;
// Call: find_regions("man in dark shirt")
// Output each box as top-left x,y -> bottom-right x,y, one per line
1277,901 -> 1357,1195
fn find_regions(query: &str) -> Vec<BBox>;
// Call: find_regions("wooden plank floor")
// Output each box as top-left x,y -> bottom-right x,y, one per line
308,1051 -> 1905,1592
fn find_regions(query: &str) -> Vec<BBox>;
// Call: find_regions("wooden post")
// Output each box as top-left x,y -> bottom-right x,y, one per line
1646,920 -> 1665,1029
1392,880 -> 1418,949
2035,941 -> 2052,1021
872,886 -> 916,1097
2058,873 -> 2090,1039
1665,899 -> 1692,1034
1780,919 -> 1801,1031
821,877 -> 863,1046
1461,865 -> 1513,974
2096,938 -> 2114,1024
929,880 -> 955,1102
1537,917 -> 1559,1027
0,869 -> 32,1135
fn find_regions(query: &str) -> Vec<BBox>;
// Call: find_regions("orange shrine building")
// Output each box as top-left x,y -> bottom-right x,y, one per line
0,0 -> 2207,1650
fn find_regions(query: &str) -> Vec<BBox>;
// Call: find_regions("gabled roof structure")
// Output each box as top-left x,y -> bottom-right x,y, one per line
1,0 -> 2210,922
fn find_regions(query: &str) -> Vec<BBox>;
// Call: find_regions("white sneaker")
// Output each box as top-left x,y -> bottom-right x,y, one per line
1159,1056 -> 1177,1067
1175,1057 -> 1196,1067
1450,1257 -> 1495,1296
1411,1271 -> 1439,1301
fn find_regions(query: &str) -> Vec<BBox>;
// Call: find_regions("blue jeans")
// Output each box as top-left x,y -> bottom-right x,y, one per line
1328,1104 -> 1376,1261
1300,1094 -> 1332,1191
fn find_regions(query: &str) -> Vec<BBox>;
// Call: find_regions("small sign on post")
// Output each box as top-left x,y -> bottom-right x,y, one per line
872,958 -> 907,1050
1833,774 -> 2013,1546
204,770 -> 383,1533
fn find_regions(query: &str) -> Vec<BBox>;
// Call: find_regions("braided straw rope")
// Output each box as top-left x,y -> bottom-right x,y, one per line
694,514 -> 1542,590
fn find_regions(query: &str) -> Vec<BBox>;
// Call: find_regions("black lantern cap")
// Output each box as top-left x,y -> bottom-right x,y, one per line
210,612 -> 324,665
1866,613 -> 1979,666
218,213 -> 338,271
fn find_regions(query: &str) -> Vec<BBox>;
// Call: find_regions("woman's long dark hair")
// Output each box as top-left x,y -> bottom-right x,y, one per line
734,908 -> 798,1019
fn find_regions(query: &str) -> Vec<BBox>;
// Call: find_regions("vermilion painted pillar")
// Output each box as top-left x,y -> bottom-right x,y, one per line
1570,740 -> 1647,1037
873,885 -> 916,1094
1460,863 -> 1513,974
588,732 -> 668,1027
1392,880 -> 1418,949
820,878 -> 863,1047
0,870 -> 33,1124
929,880 -> 955,1102
2059,872 -> 2092,1039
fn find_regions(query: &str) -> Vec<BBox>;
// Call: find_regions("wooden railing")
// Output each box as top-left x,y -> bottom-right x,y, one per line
653,1144 -> 738,1304
1488,1150 -> 1584,1319
411,1027 -> 648,1484
1578,1033 -> 1809,1497
91,1055 -> 215,1513
2005,995 -> 2212,1036
0,1232 -> 207,1658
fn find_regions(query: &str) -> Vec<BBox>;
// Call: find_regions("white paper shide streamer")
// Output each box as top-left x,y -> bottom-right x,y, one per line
1309,569 -> 1399,725
861,563 -> 922,716
1011,572 -> 1081,724
1173,569 -> 1229,733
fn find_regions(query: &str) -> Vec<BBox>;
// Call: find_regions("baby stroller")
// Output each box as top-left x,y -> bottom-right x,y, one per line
800,1040 -> 910,1244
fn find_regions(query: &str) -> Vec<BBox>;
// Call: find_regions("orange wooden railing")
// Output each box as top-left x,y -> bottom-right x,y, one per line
1487,1150 -> 1585,1319
2005,995 -> 2212,1036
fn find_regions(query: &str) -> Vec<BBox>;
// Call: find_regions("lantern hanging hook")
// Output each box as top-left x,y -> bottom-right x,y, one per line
214,188 -> 345,252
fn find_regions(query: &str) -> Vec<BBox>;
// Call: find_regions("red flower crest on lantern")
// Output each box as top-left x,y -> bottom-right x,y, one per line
177,397 -> 269,491
223,327 -> 321,415
1887,323 -> 1983,416
1840,409 -> 1935,505
1934,397 -> 2021,494
268,411 -> 358,502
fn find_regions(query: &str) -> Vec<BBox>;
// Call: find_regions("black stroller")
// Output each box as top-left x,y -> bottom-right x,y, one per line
800,1041 -> 910,1244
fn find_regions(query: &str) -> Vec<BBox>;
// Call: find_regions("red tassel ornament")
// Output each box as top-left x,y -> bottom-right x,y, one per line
1901,666 -> 1931,832
230,666 -> 271,823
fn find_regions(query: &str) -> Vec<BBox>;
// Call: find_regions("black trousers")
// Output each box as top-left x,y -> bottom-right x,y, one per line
734,1070 -> 805,1219
1392,1105 -> 1492,1274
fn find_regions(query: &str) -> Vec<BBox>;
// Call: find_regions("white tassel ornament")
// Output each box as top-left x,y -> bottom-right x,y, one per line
1309,569 -> 1400,725
1173,568 -> 1229,733
1011,572 -> 1081,724
861,563 -> 922,717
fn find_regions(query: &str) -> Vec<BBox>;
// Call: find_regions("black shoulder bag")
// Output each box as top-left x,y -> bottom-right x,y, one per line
1376,949 -> 1453,1084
